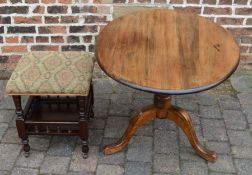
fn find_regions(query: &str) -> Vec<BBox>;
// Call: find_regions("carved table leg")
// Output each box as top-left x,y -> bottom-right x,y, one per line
79,96 -> 89,159
155,94 -> 217,161
166,106 -> 217,161
103,105 -> 157,155
103,94 -> 217,162
12,96 -> 30,157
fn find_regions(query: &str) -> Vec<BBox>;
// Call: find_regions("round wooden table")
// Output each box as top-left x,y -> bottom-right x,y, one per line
95,9 -> 240,162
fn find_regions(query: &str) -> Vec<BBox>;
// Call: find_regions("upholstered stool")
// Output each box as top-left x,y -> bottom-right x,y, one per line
6,51 -> 95,158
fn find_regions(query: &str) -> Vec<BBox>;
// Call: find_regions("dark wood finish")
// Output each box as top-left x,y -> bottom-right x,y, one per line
95,9 -> 238,161
13,95 -> 30,157
104,94 -> 217,162
12,85 -> 93,158
79,96 -> 89,158
96,9 -> 240,94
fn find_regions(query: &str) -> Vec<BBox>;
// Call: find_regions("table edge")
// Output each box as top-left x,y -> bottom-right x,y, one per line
96,53 -> 240,95
95,9 -> 241,95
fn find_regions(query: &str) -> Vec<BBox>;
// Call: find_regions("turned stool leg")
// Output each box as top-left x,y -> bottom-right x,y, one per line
89,83 -> 94,118
79,96 -> 89,159
12,96 -> 30,157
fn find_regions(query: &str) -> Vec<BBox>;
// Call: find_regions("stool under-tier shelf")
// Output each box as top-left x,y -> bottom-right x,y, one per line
6,51 -> 95,158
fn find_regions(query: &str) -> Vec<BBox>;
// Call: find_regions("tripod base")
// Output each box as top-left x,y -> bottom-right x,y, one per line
103,94 -> 217,162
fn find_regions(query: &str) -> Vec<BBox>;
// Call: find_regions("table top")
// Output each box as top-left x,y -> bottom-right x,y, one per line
95,9 -> 240,94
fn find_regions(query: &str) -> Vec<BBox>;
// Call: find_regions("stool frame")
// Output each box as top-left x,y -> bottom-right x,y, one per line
12,83 -> 94,158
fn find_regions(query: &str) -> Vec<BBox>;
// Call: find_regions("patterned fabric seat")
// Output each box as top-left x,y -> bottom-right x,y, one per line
6,51 -> 95,96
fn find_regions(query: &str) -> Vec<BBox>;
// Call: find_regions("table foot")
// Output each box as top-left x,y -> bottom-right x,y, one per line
103,94 -> 217,162
103,105 -> 157,155
166,106 -> 217,162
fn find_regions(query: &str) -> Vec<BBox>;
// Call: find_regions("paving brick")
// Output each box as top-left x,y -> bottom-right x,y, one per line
179,125 -> 203,147
126,136 -> 153,162
98,151 -> 125,165
134,91 -> 153,99
0,95 -> 15,110
209,173 -> 235,175
154,130 -> 178,155
109,102 -> 131,116
223,110 -> 247,130
9,117 -> 17,128
180,147 -> 206,162
101,137 -> 117,147
67,172 -> 94,175
154,118 -> 177,130
237,93 -> 252,105
176,98 -> 198,111
29,136 -> 50,151
0,123 -> 8,140
0,144 -> 22,171
208,155 -> 236,173
16,151 -> 45,168
234,158 -> 252,175
176,94 -> 199,101
104,117 -> 129,138
231,74 -> 252,93
96,164 -> 124,175
219,95 -> 241,110
131,98 -> 153,110
199,105 -> 222,119
125,162 -> 152,175
189,111 -> 201,125
94,92 -> 112,100
89,129 -> 103,146
11,167 -> 38,175
198,92 -> 218,106
206,141 -> 231,154
231,146 -> 252,159
202,119 -> 228,141
113,82 -> 135,93
0,81 -> 5,95
40,156 -> 70,174
89,118 -> 106,130
0,82 -> 24,110
1,73 -> 252,175
70,146 -> 98,172
0,110 -> 15,123
1,128 -> 20,144
181,161 -> 208,175
47,136 -> 76,156
94,99 -> 110,118
136,122 -> 153,136
99,138 -> 125,165
227,130 -> 252,146
153,154 -> 180,174
242,104 -> 252,123
0,171 -> 8,175
111,93 -> 133,104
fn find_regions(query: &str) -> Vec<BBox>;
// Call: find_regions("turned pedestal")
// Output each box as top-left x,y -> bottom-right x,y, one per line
104,94 -> 217,161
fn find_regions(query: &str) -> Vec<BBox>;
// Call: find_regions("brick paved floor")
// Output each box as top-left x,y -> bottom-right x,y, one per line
0,67 -> 252,175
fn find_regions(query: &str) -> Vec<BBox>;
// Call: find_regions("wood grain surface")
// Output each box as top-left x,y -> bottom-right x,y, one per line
96,9 -> 240,94
103,94 -> 218,161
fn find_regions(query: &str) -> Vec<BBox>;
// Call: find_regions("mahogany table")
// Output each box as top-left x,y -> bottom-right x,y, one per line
95,9 -> 240,162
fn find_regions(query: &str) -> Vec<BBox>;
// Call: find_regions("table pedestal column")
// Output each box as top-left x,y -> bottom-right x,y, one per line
103,94 -> 217,162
